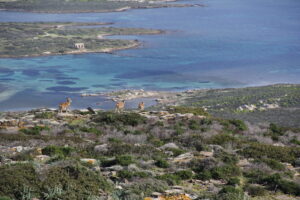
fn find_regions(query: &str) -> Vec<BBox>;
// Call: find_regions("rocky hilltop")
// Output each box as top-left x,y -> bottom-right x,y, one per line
0,98 -> 300,199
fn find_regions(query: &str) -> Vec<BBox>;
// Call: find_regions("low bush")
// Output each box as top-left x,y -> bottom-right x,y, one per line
240,143 -> 300,163
156,174 -> 180,185
117,170 -> 149,179
188,120 -> 200,130
79,127 -> 102,136
20,126 -> 50,135
42,145 -> 74,157
245,185 -> 267,196
0,163 -> 39,199
228,119 -> 248,131
34,112 -> 55,119
93,112 -> 146,126
167,106 -> 210,116
211,164 -> 241,181
206,134 -> 238,146
174,170 -> 193,180
155,158 -> 170,168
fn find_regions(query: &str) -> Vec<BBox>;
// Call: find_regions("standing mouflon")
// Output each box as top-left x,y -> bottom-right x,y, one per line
59,97 -> 72,113
138,102 -> 145,111
115,100 -> 125,113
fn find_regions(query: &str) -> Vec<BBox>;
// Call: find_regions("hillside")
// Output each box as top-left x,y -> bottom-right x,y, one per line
0,92 -> 300,199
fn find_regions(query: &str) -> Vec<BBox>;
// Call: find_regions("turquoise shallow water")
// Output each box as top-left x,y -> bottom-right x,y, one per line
0,0 -> 300,110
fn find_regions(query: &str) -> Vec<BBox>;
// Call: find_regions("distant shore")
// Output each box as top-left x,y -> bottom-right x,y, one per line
0,2 -> 204,14
0,22 -> 164,58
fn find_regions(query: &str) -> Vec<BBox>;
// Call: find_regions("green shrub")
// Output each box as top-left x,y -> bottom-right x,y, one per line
0,197 -> 11,200
258,158 -> 285,170
155,158 -> 169,168
240,143 -> 300,163
117,170 -> 149,179
196,170 -> 212,180
245,185 -> 267,197
93,112 -> 146,126
174,123 -> 185,135
188,120 -> 200,130
156,174 -> 180,185
42,163 -> 111,199
35,112 -> 55,119
227,177 -> 240,186
215,151 -> 239,165
200,118 -> 212,125
115,155 -> 134,166
0,163 -> 39,199
20,126 -> 50,135
228,119 -> 247,131
79,127 -> 102,136
174,170 -> 193,180
42,145 -> 74,157
207,134 -> 237,146
217,186 -> 245,200
269,123 -> 284,135
167,106 -> 210,116
166,147 -> 185,157
211,164 -> 241,181
12,151 -> 34,161
261,173 -> 300,196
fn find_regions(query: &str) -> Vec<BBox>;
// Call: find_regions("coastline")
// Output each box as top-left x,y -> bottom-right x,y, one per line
0,3 -> 203,14
0,27 -> 164,59
0,41 -> 142,59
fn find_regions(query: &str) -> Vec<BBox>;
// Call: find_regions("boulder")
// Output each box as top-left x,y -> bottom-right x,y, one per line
80,158 -> 98,165
34,155 -> 50,162
106,165 -> 123,171
199,151 -> 213,157
160,143 -> 179,150
94,144 -> 108,153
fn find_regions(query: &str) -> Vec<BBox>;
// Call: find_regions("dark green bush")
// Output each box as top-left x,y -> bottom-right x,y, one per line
156,174 -> 180,185
217,186 -> 245,200
42,145 -> 74,157
174,170 -> 193,180
20,125 -> 50,135
207,134 -> 237,146
211,164 -> 241,181
117,170 -> 149,179
42,163 -> 111,199
0,163 -> 39,199
215,151 -> 239,165
0,197 -> 11,200
240,143 -> 300,163
115,155 -> 134,166
167,106 -> 210,116
35,112 -> 55,119
155,158 -> 170,168
188,120 -> 200,130
79,127 -> 102,136
196,170 -> 212,180
228,119 -> 247,131
245,185 -> 267,196
258,158 -> 285,170
227,177 -> 240,186
93,112 -> 146,126
174,123 -> 185,135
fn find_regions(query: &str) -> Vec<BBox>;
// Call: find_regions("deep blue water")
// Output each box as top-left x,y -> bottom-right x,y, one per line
0,0 -> 300,110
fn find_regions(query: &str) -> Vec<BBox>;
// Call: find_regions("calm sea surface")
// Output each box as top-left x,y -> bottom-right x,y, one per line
0,0 -> 300,110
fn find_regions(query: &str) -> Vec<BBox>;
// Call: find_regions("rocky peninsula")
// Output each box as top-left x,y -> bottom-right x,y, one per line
0,22 -> 163,58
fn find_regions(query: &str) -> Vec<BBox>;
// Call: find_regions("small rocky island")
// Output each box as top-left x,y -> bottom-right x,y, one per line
0,22 -> 163,58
